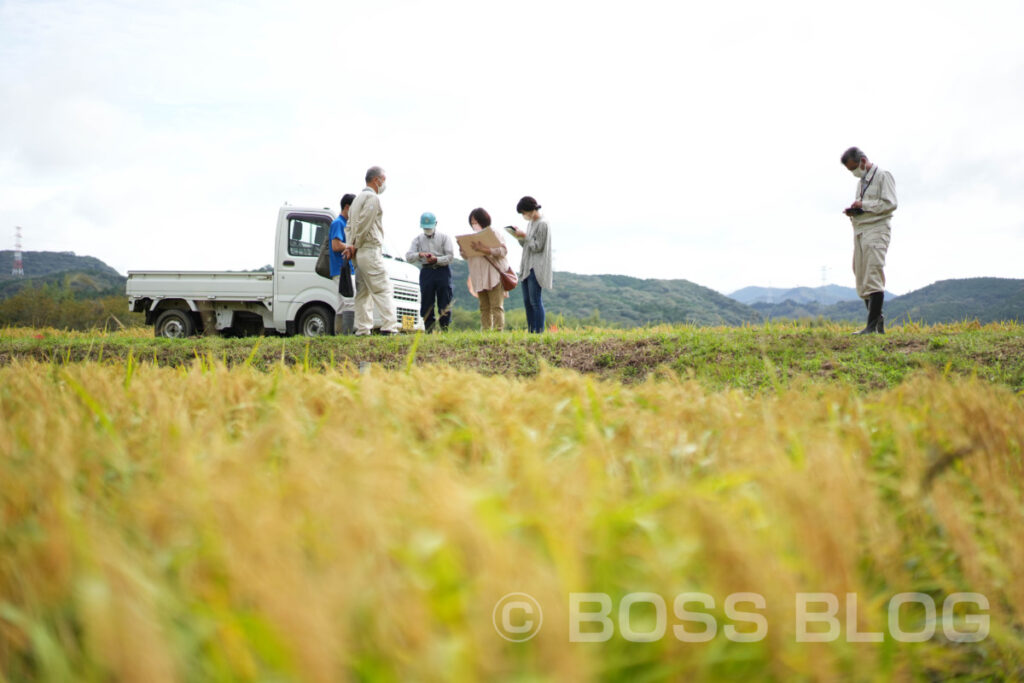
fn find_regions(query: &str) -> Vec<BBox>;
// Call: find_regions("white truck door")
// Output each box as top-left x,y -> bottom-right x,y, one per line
274,212 -> 334,326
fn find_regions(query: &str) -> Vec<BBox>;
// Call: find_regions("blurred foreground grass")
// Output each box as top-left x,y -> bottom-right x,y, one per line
2,356 -> 1023,681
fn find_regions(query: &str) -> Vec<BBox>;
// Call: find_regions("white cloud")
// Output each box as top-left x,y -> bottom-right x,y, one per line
2,0 -> 1022,296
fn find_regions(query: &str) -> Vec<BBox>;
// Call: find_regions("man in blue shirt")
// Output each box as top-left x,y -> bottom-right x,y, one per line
330,193 -> 356,333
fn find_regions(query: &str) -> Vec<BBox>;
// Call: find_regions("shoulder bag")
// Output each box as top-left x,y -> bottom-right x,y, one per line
485,256 -> 518,291
315,235 -> 332,279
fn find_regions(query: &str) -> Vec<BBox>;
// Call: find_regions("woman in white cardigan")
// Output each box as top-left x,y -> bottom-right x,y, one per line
459,207 -> 509,331
511,196 -> 552,333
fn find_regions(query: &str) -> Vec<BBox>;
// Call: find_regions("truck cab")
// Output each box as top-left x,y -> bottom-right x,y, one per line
127,206 -> 423,337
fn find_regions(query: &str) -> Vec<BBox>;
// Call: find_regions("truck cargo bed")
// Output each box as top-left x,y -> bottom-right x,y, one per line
126,271 -> 274,300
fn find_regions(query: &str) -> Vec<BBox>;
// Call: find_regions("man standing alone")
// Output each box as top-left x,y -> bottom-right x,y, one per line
343,166 -> 400,335
841,147 -> 897,334
405,212 -> 455,332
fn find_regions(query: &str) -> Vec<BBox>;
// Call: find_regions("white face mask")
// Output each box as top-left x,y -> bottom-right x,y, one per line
376,180 -> 386,194
850,162 -> 865,178
423,229 -> 434,236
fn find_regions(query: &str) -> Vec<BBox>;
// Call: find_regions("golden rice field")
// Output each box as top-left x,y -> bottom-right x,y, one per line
2,328 -> 1024,681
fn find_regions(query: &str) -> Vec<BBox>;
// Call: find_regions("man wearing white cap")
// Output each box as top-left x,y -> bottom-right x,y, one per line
405,212 -> 455,332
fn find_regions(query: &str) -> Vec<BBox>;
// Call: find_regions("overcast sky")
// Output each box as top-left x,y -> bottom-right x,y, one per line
2,0 -> 1022,295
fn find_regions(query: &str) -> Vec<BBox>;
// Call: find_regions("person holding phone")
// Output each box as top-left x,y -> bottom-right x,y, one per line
405,212 -> 455,333
511,196 -> 552,333
460,207 -> 509,331
841,147 -> 897,334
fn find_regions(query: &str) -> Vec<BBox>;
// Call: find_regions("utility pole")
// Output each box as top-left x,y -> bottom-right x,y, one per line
12,226 -> 24,276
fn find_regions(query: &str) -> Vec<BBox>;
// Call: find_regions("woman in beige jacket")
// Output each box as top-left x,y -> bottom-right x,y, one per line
460,207 -> 509,331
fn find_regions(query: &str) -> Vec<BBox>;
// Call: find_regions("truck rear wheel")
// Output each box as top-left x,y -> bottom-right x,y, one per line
297,304 -> 334,337
154,308 -> 195,338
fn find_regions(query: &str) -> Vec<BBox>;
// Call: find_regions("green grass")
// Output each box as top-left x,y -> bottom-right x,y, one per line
3,321 -> 1023,393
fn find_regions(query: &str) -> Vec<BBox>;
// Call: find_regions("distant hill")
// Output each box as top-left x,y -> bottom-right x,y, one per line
447,261 -> 760,326
750,300 -> 851,320
0,270 -> 126,300
4,249 -> 1020,327
754,278 -> 1024,324
729,284 -> 861,305
886,278 -> 1024,323
0,251 -> 126,299
0,250 -> 122,280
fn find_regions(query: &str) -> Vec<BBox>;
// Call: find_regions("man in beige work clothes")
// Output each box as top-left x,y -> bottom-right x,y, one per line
343,166 -> 399,335
841,146 -> 897,334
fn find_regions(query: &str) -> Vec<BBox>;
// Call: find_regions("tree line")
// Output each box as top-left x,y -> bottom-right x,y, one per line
0,281 -> 144,331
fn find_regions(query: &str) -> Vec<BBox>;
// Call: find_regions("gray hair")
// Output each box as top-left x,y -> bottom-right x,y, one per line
365,166 -> 385,184
840,147 -> 866,165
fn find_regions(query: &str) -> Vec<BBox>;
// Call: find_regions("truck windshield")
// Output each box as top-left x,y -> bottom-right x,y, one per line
287,217 -> 330,257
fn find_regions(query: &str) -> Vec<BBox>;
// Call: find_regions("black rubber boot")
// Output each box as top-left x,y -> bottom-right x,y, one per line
869,292 -> 884,334
855,292 -> 884,334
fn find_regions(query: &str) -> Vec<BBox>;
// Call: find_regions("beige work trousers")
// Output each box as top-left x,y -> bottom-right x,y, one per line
853,224 -> 890,299
477,285 -> 505,331
352,247 -> 399,334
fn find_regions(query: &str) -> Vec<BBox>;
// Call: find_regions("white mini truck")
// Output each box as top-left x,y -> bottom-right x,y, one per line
127,206 -> 423,337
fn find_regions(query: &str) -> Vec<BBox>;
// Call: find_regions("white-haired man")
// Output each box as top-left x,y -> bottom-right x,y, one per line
841,147 -> 897,334
343,166 -> 399,335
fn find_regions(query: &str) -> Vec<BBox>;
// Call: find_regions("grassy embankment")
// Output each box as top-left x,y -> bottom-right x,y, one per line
2,320 -> 1023,392
1,322 -> 1023,680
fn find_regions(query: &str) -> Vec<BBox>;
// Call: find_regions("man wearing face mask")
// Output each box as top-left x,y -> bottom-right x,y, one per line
343,165 -> 400,335
405,212 -> 455,332
841,147 -> 897,334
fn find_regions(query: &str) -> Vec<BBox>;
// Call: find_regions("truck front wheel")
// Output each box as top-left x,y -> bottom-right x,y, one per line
154,308 -> 195,338
297,304 -> 334,337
